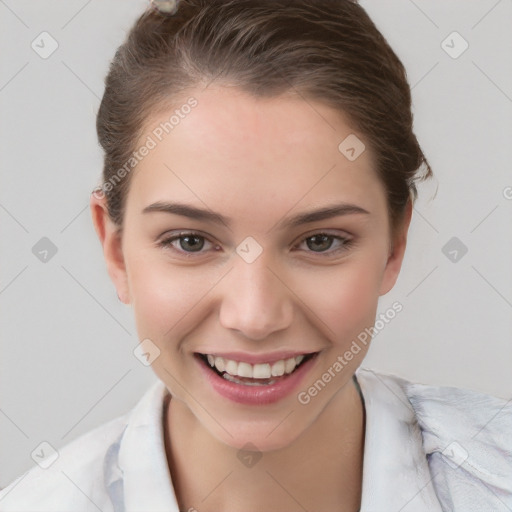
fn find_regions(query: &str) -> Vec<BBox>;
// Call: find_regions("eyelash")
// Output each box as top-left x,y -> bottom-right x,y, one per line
157,231 -> 355,259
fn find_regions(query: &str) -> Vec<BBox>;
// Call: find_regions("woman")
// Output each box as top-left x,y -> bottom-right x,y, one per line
1,0 -> 510,510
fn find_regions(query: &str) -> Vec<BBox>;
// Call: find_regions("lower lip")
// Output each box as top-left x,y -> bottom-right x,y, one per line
196,354 -> 318,405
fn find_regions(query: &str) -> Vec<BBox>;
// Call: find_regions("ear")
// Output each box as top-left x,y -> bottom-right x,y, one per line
90,190 -> 131,304
379,199 -> 413,296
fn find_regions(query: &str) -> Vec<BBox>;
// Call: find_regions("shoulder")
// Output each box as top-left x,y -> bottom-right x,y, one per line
356,367 -> 512,511
0,379 -> 167,512
0,414 -> 127,512
356,366 -> 511,432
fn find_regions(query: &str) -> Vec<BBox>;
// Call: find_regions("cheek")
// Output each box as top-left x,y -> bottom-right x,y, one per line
126,238 -> 387,348
127,255 -> 214,341
295,257 -> 384,344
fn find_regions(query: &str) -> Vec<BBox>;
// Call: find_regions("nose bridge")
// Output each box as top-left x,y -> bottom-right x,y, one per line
218,251 -> 293,340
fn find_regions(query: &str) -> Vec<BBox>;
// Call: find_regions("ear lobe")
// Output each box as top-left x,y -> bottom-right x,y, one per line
89,191 -> 131,304
379,200 -> 413,297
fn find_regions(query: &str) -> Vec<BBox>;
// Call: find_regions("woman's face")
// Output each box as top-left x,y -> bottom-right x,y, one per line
91,85 -> 410,451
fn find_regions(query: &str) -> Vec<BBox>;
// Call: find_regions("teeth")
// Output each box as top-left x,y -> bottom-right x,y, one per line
214,356 -> 225,372
271,359 -> 285,377
225,359 -> 237,375
237,362 -> 253,378
284,357 -> 296,374
223,373 -> 276,386
206,353 -> 308,379
253,363 -> 271,379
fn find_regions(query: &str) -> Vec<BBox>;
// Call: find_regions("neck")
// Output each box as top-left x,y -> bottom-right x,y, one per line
164,378 -> 365,512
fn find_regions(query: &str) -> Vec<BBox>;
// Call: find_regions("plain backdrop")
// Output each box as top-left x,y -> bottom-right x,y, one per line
1,0 -> 511,489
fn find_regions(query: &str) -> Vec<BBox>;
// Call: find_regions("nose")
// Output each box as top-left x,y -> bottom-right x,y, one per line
218,253 -> 294,341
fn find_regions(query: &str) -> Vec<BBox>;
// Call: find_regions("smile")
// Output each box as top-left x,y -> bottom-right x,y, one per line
204,353 -> 310,381
196,351 -> 319,404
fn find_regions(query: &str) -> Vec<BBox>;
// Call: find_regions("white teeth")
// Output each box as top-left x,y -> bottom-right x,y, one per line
214,356 -> 225,372
225,359 -> 238,375
253,363 -> 271,379
271,360 -> 285,377
284,357 -> 297,374
237,362 -> 253,378
223,373 -> 276,386
205,353 -> 309,379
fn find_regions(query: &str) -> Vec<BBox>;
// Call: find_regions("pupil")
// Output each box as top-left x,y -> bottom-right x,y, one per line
181,235 -> 204,252
307,234 -> 332,252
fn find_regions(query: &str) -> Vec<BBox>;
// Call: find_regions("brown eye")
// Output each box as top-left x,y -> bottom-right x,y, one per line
296,232 -> 354,257
175,234 -> 205,252
159,231 -> 216,256
306,234 -> 335,252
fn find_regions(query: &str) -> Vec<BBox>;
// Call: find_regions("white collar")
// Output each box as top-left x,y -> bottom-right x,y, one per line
355,367 -> 443,511
115,378 -> 178,511
110,368 -> 444,511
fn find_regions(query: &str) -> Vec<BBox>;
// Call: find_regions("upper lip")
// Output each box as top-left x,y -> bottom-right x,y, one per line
196,350 -> 319,365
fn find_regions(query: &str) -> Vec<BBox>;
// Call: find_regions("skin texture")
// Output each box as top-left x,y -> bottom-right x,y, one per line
90,84 -> 412,511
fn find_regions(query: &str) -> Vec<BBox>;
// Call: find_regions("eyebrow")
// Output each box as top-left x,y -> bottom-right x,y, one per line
142,201 -> 370,229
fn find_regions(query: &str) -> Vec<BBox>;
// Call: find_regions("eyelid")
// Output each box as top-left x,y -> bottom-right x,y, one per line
294,228 -> 352,242
158,229 -> 354,258
157,230 -> 218,257
158,229 -> 212,241
292,230 -> 354,257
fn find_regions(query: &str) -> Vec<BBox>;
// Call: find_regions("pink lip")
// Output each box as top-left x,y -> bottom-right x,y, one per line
195,350 -> 317,365
195,353 -> 319,405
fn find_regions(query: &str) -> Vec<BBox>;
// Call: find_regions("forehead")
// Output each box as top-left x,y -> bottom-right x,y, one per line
126,85 -> 387,226
143,85 -> 366,165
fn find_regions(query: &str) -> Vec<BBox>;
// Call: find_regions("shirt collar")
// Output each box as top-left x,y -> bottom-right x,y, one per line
112,369 -> 444,511
116,378 -> 179,512
355,367 -> 443,512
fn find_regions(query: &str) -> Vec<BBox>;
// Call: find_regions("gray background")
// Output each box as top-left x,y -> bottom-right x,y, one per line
1,0 -> 511,489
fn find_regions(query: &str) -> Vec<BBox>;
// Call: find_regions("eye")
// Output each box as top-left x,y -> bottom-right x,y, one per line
295,232 -> 354,257
158,230 -> 354,259
158,231 -> 218,256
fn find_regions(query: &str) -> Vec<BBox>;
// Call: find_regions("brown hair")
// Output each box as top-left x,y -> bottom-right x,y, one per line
96,0 -> 433,236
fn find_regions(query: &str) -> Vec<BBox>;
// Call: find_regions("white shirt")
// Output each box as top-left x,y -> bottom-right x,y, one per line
0,367 -> 510,511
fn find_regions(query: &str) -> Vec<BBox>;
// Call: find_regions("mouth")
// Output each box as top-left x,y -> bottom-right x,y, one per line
194,351 -> 319,404
197,352 -> 317,386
